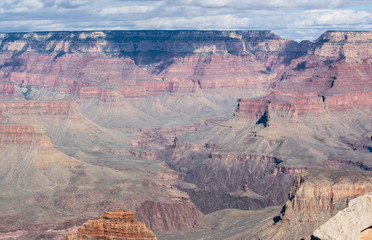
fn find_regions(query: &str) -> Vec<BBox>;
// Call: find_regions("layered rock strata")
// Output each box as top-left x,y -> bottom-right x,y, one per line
66,210 -> 158,240
237,31 -> 372,121
0,30 -> 307,99
262,170 -> 372,239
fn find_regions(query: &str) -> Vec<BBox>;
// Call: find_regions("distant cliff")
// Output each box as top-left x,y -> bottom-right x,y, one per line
0,30 -> 309,99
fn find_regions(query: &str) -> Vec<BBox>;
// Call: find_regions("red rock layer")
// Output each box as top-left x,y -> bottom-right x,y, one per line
236,93 -> 324,120
236,99 -> 270,119
325,91 -> 371,111
236,31 -> 372,120
0,101 -> 73,116
0,30 -> 308,99
66,210 -> 157,240
0,124 -> 40,144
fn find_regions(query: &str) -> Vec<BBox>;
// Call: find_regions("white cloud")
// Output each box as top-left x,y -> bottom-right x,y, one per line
1,19 -> 66,31
134,14 -> 251,29
0,0 -> 44,13
0,0 -> 371,40
167,0 -> 372,9
100,5 -> 157,15
290,9 -> 372,28
193,0 -> 232,7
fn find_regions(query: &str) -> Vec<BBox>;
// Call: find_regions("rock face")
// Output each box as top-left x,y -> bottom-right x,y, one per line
260,170 -> 372,240
66,210 -> 158,240
313,193 -> 372,240
237,31 -> 372,121
0,30 -> 304,99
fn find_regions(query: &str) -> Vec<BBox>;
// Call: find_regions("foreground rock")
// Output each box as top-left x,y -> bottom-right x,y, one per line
313,193 -> 372,240
66,210 -> 157,240
267,170 -> 372,239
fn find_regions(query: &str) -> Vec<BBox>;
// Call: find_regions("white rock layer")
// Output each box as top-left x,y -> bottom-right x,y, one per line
313,192 -> 372,240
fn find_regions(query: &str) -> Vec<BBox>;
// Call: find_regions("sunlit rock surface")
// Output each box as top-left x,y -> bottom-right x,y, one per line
313,193 -> 372,240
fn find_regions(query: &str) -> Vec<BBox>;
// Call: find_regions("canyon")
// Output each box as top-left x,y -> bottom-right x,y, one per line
0,30 -> 370,239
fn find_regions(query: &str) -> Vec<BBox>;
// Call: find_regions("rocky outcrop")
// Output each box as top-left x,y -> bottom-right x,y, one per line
235,92 -> 324,121
267,170 -> 372,239
313,192 -> 372,240
66,210 -> 158,240
282,173 -> 372,220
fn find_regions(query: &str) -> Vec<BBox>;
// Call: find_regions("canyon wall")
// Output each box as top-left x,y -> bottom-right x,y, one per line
272,170 -> 372,239
0,30 -> 308,100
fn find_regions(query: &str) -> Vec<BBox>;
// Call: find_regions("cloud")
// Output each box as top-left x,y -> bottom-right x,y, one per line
0,0 -> 44,13
293,9 -> 372,26
99,5 -> 157,15
0,0 -> 371,40
134,14 -> 251,29
167,0 -> 372,9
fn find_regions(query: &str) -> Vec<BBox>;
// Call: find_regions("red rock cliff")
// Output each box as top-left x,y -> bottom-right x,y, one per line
0,30 -> 307,98
236,31 -> 372,120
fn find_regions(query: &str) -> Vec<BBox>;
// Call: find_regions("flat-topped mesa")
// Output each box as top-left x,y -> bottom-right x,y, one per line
0,30 -> 290,63
0,30 -> 281,54
313,31 -> 372,59
66,210 -> 158,240
315,31 -> 372,43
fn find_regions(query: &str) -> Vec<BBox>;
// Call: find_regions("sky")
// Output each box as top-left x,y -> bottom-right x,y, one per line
0,0 -> 372,41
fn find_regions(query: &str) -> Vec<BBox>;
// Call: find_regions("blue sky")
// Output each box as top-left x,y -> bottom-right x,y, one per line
0,0 -> 371,41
